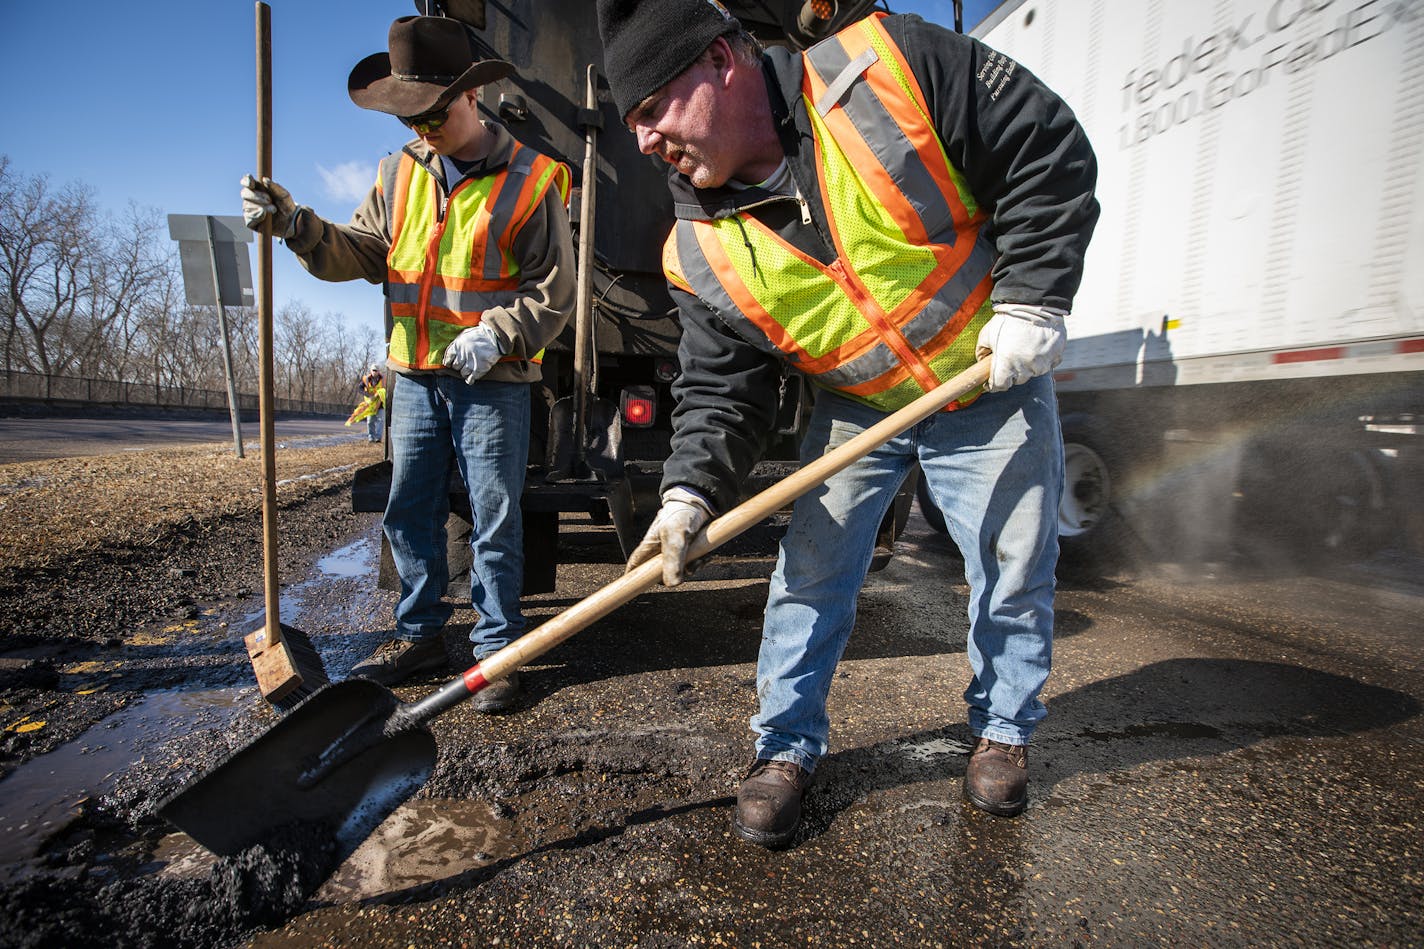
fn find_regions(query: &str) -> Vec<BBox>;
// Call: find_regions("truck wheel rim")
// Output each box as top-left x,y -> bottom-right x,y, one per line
1059,443 -> 1110,538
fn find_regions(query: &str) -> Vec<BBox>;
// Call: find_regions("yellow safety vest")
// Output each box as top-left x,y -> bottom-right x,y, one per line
664,13 -> 996,412
384,143 -> 571,370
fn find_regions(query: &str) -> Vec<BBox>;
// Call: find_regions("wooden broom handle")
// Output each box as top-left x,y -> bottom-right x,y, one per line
256,2 -> 282,643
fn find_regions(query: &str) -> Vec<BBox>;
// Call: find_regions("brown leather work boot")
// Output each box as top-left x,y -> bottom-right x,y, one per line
733,759 -> 813,848
964,737 -> 1029,817
473,670 -> 521,714
349,637 -> 447,687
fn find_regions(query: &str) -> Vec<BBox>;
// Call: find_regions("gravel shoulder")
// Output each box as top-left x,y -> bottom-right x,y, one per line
0,437 -> 382,773
0,437 -> 393,947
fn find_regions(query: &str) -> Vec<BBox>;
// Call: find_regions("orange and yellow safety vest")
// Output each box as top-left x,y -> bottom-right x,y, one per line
664,13 -> 995,413
384,143 -> 571,370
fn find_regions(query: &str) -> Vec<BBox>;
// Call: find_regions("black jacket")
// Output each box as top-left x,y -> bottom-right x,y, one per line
662,14 -> 1100,514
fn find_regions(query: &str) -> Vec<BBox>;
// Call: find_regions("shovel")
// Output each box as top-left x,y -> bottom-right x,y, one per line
160,357 -> 992,862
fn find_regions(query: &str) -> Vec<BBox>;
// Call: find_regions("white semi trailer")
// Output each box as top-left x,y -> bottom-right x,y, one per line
971,0 -> 1424,570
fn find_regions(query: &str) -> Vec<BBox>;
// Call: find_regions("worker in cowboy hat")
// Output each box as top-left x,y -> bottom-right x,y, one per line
241,15 -> 575,710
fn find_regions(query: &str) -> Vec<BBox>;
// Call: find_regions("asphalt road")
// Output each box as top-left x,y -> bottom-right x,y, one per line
1,404 -> 1419,943
0,413 -> 358,463
11,504 -> 1415,945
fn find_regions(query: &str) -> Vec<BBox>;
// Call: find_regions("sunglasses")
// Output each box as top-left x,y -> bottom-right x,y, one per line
399,95 -> 464,134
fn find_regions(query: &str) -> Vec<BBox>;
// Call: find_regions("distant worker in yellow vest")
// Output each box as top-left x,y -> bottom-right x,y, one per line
353,363 -> 386,443
241,15 -> 574,711
599,0 -> 1098,843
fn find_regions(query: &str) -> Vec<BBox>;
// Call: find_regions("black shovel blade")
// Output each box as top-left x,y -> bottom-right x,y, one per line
159,679 -> 437,859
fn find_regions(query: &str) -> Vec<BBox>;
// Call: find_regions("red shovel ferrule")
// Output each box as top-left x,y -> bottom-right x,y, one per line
463,666 -> 488,693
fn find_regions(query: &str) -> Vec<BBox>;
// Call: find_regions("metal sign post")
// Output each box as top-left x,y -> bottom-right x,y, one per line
168,213 -> 254,457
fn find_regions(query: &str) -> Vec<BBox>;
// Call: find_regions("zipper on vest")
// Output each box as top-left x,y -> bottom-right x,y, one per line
826,257 -> 871,310
795,192 -> 812,226
418,182 -> 451,355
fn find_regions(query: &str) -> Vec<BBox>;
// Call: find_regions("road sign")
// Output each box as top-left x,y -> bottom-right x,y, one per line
167,213 -> 253,455
167,214 -> 255,308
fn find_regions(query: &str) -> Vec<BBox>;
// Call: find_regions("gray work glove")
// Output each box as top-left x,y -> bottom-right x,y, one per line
975,304 -> 1068,392
443,324 -> 506,384
626,486 -> 715,586
240,174 -> 299,238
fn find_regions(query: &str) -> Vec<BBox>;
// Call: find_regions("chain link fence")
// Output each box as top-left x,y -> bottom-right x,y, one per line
0,370 -> 346,417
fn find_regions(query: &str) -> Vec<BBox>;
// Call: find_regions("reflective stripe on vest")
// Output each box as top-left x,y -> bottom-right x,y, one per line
665,13 -> 995,413
384,143 -> 570,370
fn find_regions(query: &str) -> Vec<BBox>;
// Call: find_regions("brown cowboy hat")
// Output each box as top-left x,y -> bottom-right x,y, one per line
348,16 -> 515,117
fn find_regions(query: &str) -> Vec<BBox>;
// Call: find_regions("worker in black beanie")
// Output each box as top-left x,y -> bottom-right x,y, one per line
596,0 -> 1098,850
596,0 -> 743,118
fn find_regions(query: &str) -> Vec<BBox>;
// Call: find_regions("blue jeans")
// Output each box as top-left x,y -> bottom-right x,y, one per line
385,373 -> 529,659
752,375 -> 1062,772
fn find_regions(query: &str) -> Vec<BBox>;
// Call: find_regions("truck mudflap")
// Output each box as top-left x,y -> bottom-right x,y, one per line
542,384 -> 639,564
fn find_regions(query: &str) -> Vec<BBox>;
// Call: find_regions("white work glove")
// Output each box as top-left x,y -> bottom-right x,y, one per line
626,486 -> 715,587
443,324 -> 506,384
240,174 -> 300,238
975,304 -> 1068,392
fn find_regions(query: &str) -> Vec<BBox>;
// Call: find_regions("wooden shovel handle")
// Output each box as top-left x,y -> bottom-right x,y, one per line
473,357 -> 992,686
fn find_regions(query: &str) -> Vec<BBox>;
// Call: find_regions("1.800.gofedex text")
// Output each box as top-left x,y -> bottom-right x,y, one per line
1117,0 -> 1413,149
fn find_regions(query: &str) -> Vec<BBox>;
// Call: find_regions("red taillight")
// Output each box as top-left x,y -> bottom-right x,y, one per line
620,385 -> 656,428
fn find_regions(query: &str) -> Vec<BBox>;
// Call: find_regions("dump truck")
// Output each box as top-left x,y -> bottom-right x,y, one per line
356,0 -> 923,594
934,0 -> 1424,571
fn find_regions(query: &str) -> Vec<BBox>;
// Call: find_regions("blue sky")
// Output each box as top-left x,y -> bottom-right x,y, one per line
0,1 -> 997,336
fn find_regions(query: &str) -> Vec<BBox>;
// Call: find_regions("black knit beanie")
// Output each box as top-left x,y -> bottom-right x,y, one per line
596,0 -> 743,118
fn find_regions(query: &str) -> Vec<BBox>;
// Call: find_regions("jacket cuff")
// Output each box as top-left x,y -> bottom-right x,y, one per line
282,206 -> 319,253
662,485 -> 717,517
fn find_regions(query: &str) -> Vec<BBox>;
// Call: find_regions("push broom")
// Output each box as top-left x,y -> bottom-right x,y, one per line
242,1 -> 328,710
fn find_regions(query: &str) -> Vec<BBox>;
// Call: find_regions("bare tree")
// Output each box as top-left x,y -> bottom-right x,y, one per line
270,303 -> 384,408
0,158 -> 97,379
275,300 -> 320,402
1,154 -> 378,413
83,204 -> 175,381
0,161 -> 173,389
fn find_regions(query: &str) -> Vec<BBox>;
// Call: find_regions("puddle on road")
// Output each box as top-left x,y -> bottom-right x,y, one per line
316,537 -> 377,579
1,516 -> 395,904
318,798 -> 514,901
239,528 -> 387,675
0,689 -> 249,863
154,797 -> 514,903
244,532 -> 381,628
2,519 -> 452,900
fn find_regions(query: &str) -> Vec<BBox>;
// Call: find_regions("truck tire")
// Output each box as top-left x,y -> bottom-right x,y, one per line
1057,414 -> 1125,569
